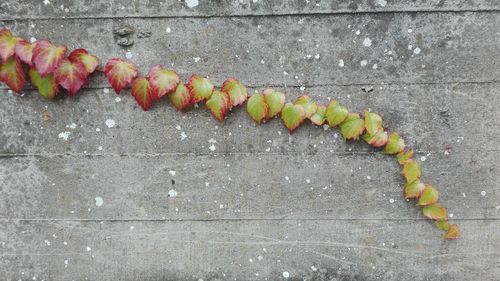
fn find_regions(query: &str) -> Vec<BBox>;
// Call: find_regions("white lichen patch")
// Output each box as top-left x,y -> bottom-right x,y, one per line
363,38 -> 372,47
58,131 -> 70,141
186,0 -> 199,8
95,197 -> 103,207
168,189 -> 178,197
105,119 -> 116,128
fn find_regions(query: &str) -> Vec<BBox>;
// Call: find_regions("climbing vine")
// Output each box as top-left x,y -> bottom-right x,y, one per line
0,29 -> 460,240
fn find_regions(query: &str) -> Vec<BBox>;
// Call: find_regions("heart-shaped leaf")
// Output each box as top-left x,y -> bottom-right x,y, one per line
206,90 -> 230,122
281,102 -> 305,132
28,67 -> 59,99
103,58 -> 138,94
14,39 -> 34,66
68,48 -> 99,74
384,132 -> 405,154
362,130 -> 388,147
326,100 -> 348,127
444,224 -> 460,240
340,113 -> 365,140
147,65 -> 179,99
247,93 -> 269,124
0,29 -> 20,62
222,78 -> 247,107
402,160 -> 421,183
364,110 -> 383,135
435,220 -> 450,231
188,74 -> 214,103
169,82 -> 192,111
294,95 -> 317,118
32,40 -> 67,76
422,203 -> 448,220
404,179 -> 426,199
131,77 -> 154,111
397,149 -> 414,165
416,185 -> 439,206
54,59 -> 88,96
310,105 -> 326,126
0,56 -> 25,93
262,89 -> 285,119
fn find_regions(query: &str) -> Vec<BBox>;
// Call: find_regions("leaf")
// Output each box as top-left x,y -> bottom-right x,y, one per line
247,93 -> 269,124
435,220 -> 450,231
404,179 -> 426,199
364,110 -> 383,135
325,100 -> 348,127
294,95 -> 317,118
262,89 -> 285,119
222,78 -> 247,107
103,58 -> 138,94
169,82 -> 192,111
397,150 -> 414,165
310,105 -> 326,126
0,29 -> 20,62
402,160 -> 421,183
422,203 -> 448,220
444,224 -> 460,240
14,39 -> 34,65
28,67 -> 59,99
188,74 -> 214,103
32,40 -> 67,76
68,48 -> 99,74
281,102 -> 305,132
54,59 -> 88,96
384,132 -> 406,154
362,130 -> 388,147
416,185 -> 439,206
339,113 -> 365,140
131,77 -> 154,111
147,65 -> 179,99
0,56 -> 25,93
206,90 -> 230,122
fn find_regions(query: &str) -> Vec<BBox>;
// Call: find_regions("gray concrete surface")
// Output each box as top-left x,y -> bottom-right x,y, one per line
1,1 -> 499,280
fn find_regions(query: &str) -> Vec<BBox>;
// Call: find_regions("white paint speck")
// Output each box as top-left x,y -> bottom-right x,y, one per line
376,0 -> 387,7
372,63 -> 378,69
408,44 -> 413,50
115,96 -> 122,102
186,0 -> 199,8
193,57 -> 201,63
283,272 -> 290,278
363,38 -> 372,47
166,27 -> 171,33
105,119 -> 116,128
69,123 -> 77,129
30,37 -> 37,43
367,175 -> 371,180
103,88 -> 110,94
58,131 -> 70,141
338,59 -> 344,67
360,60 -> 368,67
481,191 -> 486,196
209,144 -> 216,151
95,197 -> 103,207
389,198 -> 395,203
408,28 -> 413,33
168,189 -> 178,197
181,131 -> 187,140
355,30 -> 360,35
420,156 -> 426,162
85,246 -> 91,251
125,51 -> 133,59
413,47 -> 421,55
95,128 -> 101,132
43,0 -> 51,5
169,170 -> 176,176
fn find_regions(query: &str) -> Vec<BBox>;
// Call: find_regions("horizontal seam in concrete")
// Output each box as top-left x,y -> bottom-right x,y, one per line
0,8 -> 499,21
0,218 -> 497,222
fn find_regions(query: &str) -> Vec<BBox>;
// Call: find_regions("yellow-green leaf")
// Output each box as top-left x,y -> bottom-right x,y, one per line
206,90 -> 230,122
339,113 -> 365,140
247,93 -> 268,124
222,78 -> 247,107
310,105 -> 326,126
384,132 -> 405,154
262,89 -> 285,119
422,203 -> 448,220
169,82 -> 192,111
364,110 -> 383,135
397,149 -> 414,165
444,224 -> 460,240
435,220 -> 450,231
325,100 -> 348,127
362,130 -> 388,147
404,179 -> 426,199
294,95 -> 317,118
188,74 -> 214,103
28,67 -> 59,100
416,186 -> 439,206
402,160 -> 421,183
281,103 -> 305,132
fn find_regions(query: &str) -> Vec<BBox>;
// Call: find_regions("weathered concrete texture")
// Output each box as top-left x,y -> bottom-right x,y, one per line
1,1 -> 500,281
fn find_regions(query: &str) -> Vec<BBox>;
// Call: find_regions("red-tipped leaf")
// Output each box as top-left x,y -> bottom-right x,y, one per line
103,58 -> 138,94
68,48 -> 99,74
32,40 -> 67,76
131,77 -> 154,110
0,56 -> 25,93
54,59 -> 88,96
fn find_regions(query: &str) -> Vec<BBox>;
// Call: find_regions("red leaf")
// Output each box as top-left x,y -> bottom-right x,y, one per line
0,29 -> 21,62
0,56 -> 26,93
14,39 -> 34,66
54,59 -> 88,96
147,65 -> 179,99
31,40 -> 67,76
103,58 -> 138,94
68,48 -> 99,74
131,77 -> 154,111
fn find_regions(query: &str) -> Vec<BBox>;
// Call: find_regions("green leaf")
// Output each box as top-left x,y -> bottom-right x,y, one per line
169,82 -> 192,111
397,149 -> 414,165
402,160 -> 421,183
310,105 -> 326,126
422,203 -> 448,220
364,110 -> 383,135
435,220 -> 450,231
28,67 -> 59,99
188,74 -> 214,103
444,224 -> 460,240
362,130 -> 388,147
222,78 -> 247,107
325,100 -> 348,127
339,113 -> 365,140
262,89 -> 285,119
246,93 -> 268,124
281,102 -> 305,132
416,185 -> 439,206
384,132 -> 405,155
404,179 -> 426,199
294,95 -> 317,118
206,90 -> 230,122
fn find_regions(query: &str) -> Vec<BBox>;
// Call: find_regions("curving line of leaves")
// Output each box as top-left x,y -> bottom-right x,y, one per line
0,29 -> 460,240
